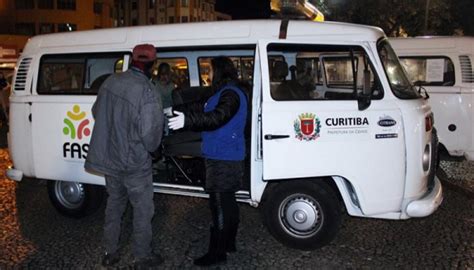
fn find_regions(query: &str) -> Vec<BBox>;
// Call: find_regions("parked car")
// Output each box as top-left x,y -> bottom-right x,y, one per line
390,36 -> 474,160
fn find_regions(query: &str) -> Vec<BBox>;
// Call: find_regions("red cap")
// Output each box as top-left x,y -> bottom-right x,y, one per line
132,44 -> 156,62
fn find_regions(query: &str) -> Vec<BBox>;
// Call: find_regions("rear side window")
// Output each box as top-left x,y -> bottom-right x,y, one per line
38,53 -> 126,95
399,56 -> 455,86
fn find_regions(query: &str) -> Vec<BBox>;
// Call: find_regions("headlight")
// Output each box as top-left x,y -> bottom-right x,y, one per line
422,144 -> 431,171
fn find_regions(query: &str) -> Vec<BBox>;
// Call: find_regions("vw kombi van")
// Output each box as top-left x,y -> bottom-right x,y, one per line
7,20 -> 442,250
390,36 -> 474,160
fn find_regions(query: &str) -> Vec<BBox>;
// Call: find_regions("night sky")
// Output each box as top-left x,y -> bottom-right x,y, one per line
215,0 -> 272,20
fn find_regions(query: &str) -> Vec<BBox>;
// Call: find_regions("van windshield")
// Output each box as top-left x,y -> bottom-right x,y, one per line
377,40 -> 421,99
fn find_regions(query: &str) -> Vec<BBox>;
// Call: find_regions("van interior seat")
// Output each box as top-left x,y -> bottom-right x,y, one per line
87,74 -> 111,93
271,61 -> 308,100
163,131 -> 202,157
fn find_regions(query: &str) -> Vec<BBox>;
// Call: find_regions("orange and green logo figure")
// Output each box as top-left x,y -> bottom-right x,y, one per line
63,105 -> 91,140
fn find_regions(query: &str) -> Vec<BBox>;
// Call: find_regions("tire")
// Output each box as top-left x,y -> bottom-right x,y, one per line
261,180 -> 341,250
47,180 -> 104,218
430,128 -> 439,182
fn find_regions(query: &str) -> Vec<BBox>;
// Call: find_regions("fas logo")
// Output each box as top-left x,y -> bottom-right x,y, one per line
62,105 -> 91,159
294,113 -> 321,141
63,105 -> 91,139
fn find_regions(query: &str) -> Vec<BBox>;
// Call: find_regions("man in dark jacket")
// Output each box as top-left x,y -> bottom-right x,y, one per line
85,44 -> 164,269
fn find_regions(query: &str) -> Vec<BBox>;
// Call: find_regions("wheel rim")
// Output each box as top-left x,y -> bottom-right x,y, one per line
278,193 -> 323,238
54,181 -> 85,209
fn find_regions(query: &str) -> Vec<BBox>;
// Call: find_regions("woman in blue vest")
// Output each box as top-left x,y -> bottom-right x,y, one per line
168,56 -> 248,266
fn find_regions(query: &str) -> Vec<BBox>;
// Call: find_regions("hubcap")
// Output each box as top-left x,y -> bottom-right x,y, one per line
279,194 -> 323,238
54,181 -> 85,209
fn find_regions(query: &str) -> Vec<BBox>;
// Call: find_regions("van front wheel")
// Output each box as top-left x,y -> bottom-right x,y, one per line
47,180 -> 104,218
262,180 -> 341,250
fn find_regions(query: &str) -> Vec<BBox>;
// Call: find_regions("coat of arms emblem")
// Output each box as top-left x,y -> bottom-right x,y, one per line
294,113 -> 321,141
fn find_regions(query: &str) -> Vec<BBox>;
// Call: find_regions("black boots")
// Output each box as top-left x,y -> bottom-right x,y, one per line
226,222 -> 238,253
193,227 -> 227,266
194,192 -> 240,266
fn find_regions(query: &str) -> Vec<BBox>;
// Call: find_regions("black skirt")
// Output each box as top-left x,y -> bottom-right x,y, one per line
204,159 -> 243,192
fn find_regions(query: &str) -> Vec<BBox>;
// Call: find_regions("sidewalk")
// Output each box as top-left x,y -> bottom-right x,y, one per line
438,159 -> 474,198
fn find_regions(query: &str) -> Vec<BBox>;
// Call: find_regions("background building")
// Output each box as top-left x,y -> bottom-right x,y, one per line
0,0 -> 229,70
0,0 -> 115,36
114,0 -> 226,26
0,0 -> 115,71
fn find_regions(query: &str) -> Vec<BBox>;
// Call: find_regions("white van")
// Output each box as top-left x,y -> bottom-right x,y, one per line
7,20 -> 442,250
390,36 -> 474,160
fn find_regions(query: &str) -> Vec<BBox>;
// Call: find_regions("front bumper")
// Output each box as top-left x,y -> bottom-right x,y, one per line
406,176 -> 443,218
6,168 -> 23,181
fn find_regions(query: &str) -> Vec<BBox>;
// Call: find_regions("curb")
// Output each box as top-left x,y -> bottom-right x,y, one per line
436,168 -> 474,199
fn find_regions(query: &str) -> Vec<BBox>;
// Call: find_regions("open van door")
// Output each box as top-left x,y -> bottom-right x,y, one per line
257,40 -> 407,216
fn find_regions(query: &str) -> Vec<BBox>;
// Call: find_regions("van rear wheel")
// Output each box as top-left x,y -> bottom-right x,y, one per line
47,180 -> 104,218
262,180 -> 341,250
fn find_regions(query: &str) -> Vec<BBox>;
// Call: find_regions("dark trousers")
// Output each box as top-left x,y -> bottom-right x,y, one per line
104,171 -> 154,259
209,192 -> 239,231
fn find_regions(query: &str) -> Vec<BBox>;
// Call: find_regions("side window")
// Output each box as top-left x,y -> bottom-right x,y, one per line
267,44 -> 383,101
38,53 -> 126,95
84,55 -> 126,94
38,57 -> 84,94
399,56 -> 455,86
324,57 -> 358,88
198,56 -> 255,87
154,58 -> 190,90
152,57 -> 189,108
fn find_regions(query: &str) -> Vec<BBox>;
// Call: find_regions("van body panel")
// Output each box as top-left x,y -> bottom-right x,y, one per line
23,20 -> 386,55
38,30 -> 128,48
29,96 -> 104,185
397,99 -> 432,201
431,91 -> 471,155
9,100 -> 34,177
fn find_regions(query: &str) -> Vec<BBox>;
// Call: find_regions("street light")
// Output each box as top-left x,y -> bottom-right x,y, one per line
271,0 -> 325,22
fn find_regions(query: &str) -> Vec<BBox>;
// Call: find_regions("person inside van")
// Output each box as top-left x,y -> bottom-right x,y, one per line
271,60 -> 308,100
85,44 -> 164,269
153,62 -> 175,110
168,56 -> 248,267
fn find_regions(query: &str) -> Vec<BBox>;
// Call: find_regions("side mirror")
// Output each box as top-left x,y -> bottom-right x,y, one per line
413,81 -> 429,99
358,94 -> 371,111
358,69 -> 372,111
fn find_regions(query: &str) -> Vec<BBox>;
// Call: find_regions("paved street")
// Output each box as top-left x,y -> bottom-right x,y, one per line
0,146 -> 473,269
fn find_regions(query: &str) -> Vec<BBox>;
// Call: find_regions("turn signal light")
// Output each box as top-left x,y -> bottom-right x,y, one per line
425,114 -> 433,132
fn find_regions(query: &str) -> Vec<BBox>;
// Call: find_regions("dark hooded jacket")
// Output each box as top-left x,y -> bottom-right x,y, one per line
85,68 -> 163,177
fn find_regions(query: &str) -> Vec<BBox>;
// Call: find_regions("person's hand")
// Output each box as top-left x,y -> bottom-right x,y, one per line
168,111 -> 185,130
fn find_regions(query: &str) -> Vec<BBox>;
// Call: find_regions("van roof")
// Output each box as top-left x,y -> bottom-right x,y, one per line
22,20 -> 385,55
389,36 -> 474,54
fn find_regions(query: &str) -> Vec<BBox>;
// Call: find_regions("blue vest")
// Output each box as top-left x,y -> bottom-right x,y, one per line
202,85 -> 248,161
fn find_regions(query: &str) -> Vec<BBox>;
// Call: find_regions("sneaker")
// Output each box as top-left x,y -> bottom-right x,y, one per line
134,254 -> 164,270
101,252 -> 120,267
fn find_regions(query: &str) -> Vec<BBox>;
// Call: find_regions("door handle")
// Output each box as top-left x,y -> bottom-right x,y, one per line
264,134 -> 290,140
